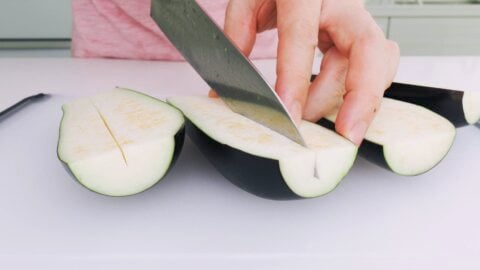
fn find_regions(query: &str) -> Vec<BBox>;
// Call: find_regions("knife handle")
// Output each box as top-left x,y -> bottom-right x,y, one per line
0,93 -> 48,120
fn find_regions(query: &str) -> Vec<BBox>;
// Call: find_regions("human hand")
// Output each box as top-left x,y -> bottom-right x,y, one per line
223,0 -> 400,145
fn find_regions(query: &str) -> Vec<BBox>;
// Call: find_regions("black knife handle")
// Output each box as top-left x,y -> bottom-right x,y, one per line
0,93 -> 48,119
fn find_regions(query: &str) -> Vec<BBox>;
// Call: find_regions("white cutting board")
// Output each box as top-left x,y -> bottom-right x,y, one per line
0,57 -> 480,270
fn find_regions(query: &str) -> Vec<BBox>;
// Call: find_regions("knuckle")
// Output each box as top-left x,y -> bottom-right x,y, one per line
387,40 -> 400,57
278,66 -> 311,83
281,20 -> 318,48
322,52 -> 348,85
362,30 -> 385,45
334,67 -> 348,87
364,90 -> 382,105
365,92 -> 382,115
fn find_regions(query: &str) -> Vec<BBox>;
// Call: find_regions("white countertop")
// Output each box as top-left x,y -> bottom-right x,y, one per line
1,56 -> 480,270
367,4 -> 480,17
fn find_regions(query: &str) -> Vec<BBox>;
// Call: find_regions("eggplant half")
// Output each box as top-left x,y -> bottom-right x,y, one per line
320,98 -> 456,176
385,83 -> 480,127
310,74 -> 480,127
168,96 -> 358,200
57,88 -> 185,196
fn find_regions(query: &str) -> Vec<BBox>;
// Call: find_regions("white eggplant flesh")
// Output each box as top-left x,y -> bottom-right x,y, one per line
463,91 -> 480,125
168,96 -> 358,199
58,88 -> 185,196
325,98 -> 456,176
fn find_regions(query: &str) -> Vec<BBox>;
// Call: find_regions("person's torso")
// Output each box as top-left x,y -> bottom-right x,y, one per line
71,0 -> 278,60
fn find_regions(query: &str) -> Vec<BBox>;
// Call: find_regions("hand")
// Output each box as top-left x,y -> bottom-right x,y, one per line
223,0 -> 400,145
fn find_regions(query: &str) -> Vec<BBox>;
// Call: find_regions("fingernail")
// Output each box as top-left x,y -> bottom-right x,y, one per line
346,121 -> 368,146
290,100 -> 303,125
208,89 -> 219,98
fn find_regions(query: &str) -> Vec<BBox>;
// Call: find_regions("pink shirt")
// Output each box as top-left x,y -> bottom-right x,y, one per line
72,0 -> 278,60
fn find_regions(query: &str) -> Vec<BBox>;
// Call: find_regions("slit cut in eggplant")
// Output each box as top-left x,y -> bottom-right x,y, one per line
57,88 -> 185,196
168,96 -> 358,200
310,74 -> 480,127
320,98 -> 456,176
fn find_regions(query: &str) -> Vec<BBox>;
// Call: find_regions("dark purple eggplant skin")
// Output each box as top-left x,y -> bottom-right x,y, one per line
185,119 -> 302,200
164,126 -> 186,176
316,119 -> 390,172
317,118 -> 453,176
385,83 -> 467,127
58,125 -> 186,197
310,74 -> 468,127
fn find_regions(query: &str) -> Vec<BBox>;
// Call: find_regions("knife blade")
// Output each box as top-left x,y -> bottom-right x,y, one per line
150,0 -> 306,146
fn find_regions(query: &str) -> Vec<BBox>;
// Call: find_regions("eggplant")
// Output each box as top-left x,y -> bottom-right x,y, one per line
168,96 -> 358,200
57,88 -> 185,196
385,83 -> 480,127
311,74 -> 480,127
320,98 -> 456,176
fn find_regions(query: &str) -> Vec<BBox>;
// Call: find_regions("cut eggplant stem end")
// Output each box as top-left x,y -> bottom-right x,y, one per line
168,96 -> 358,200
321,98 -> 456,176
382,82 -> 480,127
57,88 -> 185,196
463,91 -> 480,125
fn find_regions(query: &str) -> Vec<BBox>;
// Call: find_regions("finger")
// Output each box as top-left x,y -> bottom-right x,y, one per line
275,0 -> 323,124
336,37 -> 400,145
303,47 -> 348,122
319,4 -> 399,145
255,0 -> 277,32
224,0 -> 258,56
318,31 -> 333,54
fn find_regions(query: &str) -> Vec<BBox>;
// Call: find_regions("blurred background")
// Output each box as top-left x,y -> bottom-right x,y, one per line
0,0 -> 479,57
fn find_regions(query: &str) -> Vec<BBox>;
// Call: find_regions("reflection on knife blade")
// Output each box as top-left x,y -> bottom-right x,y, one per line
150,0 -> 306,146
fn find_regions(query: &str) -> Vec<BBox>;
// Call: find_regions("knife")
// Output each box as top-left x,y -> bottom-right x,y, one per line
0,93 -> 48,120
150,0 -> 306,146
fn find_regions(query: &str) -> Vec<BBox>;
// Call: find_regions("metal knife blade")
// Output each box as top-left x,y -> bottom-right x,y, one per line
150,0 -> 306,146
